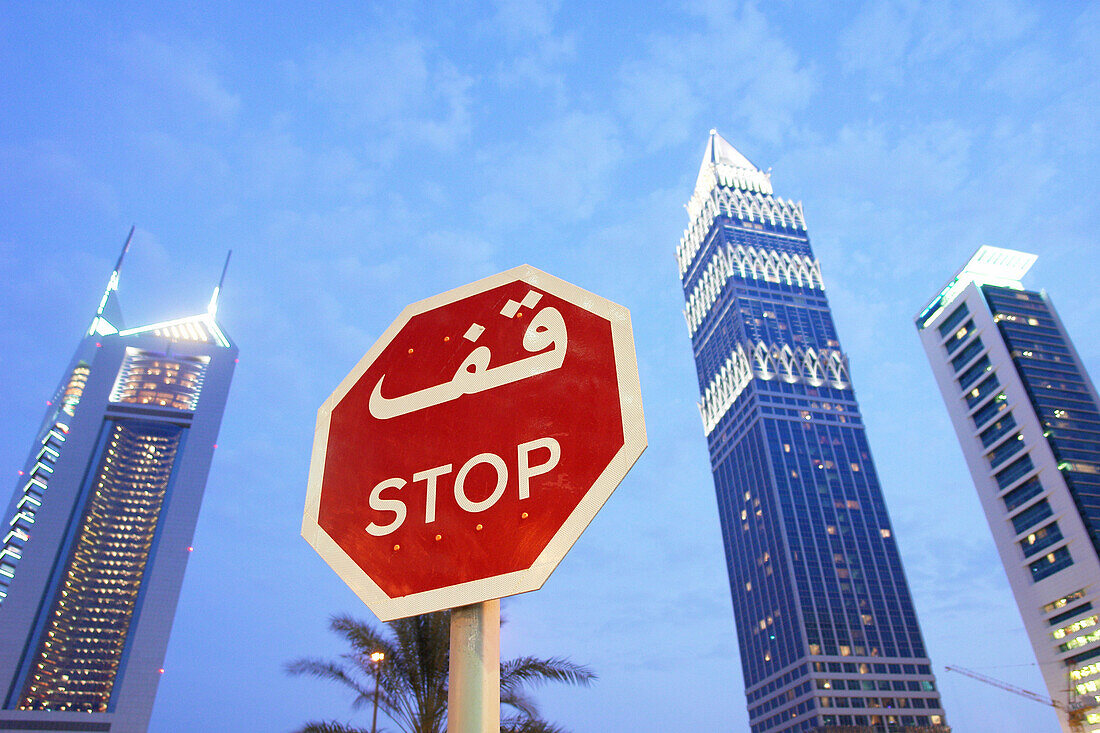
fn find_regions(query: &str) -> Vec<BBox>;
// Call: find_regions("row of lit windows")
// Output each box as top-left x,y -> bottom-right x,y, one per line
17,420 -> 183,711
752,697 -> 814,731
78,520 -> 159,533
1055,614 -> 1100,640
39,644 -> 126,660
90,493 -> 166,508
815,714 -> 943,730
38,632 -> 133,644
60,363 -> 91,417
940,301 -> 1078,592
72,539 -> 159,552
1061,625 -> 1100,652
749,681 -> 810,719
817,695 -> 939,709
0,423 -> 68,604
109,349 -> 209,411
815,677 -> 935,692
747,664 -> 808,703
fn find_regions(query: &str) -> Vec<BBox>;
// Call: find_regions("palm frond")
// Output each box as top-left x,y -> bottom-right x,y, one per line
295,721 -> 370,733
286,659 -> 369,695
500,686 -> 539,719
500,656 -> 596,690
500,715 -> 568,733
288,611 -> 591,733
331,614 -> 393,659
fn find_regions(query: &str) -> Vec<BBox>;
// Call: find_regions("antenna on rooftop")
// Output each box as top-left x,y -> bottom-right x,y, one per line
207,250 -> 232,317
96,225 -> 134,316
113,225 -> 135,273
87,226 -> 135,336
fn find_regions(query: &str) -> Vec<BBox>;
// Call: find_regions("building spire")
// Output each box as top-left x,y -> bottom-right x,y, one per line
88,226 -> 134,336
692,130 -> 772,203
685,130 -> 775,234
702,129 -> 759,172
207,250 -> 232,317
98,226 -> 133,315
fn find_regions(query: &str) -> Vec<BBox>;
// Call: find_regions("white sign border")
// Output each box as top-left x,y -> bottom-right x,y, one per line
302,264 -> 647,621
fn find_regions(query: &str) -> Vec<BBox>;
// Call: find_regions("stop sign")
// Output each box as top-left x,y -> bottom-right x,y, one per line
302,265 -> 646,620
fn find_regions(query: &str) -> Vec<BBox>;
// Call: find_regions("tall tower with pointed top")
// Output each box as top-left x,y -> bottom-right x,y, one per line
678,131 -> 948,733
0,233 -> 237,733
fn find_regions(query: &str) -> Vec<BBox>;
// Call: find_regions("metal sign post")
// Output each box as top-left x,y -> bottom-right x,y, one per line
448,600 -> 500,732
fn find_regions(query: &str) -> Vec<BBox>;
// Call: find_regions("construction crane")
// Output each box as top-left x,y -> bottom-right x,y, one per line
945,665 -> 1096,732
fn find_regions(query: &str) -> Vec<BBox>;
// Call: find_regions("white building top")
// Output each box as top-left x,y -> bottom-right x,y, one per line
917,245 -> 1038,328
687,129 -> 773,223
957,245 -> 1038,289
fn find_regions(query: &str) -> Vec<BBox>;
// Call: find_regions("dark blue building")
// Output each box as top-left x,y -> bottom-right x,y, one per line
0,232 -> 237,732
679,131 -> 947,733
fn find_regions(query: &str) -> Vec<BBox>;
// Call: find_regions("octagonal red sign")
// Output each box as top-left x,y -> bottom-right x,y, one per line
302,265 -> 646,620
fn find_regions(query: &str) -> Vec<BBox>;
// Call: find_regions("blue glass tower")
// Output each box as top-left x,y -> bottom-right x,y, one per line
0,231 -> 237,733
679,131 -> 947,733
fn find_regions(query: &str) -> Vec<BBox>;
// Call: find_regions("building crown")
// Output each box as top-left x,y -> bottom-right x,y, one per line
86,229 -> 233,348
687,129 -> 773,222
916,245 -> 1038,329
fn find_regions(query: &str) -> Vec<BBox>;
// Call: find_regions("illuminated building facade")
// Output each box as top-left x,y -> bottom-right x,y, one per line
917,247 -> 1100,733
679,131 -> 947,733
0,232 -> 237,732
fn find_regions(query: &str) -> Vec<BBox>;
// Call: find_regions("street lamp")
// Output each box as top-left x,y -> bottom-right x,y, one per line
370,651 -> 385,733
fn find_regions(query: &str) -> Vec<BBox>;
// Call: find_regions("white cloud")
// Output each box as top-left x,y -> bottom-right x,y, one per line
482,0 -> 574,105
309,29 -> 474,156
475,110 -> 624,226
137,130 -> 233,190
493,33 -> 575,100
839,0 -> 1036,90
617,0 -> 814,150
0,141 -> 119,217
488,0 -> 562,41
124,33 -> 241,121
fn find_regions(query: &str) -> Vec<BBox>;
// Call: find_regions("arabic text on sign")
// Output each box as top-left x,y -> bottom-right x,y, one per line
368,294 -> 568,420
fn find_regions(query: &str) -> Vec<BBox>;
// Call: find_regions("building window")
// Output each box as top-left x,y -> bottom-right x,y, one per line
987,434 -> 1026,468
980,413 -> 1017,447
1053,614 -> 1099,640
972,392 -> 1010,429
938,303 -> 970,337
1052,603 -> 1093,627
997,454 -> 1035,491
1032,547 -> 1074,583
1019,522 -> 1063,558
1002,477 -> 1043,512
110,347 -> 210,411
958,355 -> 993,390
966,374 -> 1002,408
951,338 -> 985,372
1011,498 -> 1052,535
945,320 -> 976,355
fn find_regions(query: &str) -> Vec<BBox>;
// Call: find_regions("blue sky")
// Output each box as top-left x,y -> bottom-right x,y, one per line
2,1 -> 1099,731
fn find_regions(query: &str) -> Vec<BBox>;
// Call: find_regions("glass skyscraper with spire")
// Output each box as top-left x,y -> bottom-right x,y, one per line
678,131 -> 947,733
0,231 -> 237,733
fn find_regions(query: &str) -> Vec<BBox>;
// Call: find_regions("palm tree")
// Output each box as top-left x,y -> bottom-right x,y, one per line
286,611 -> 595,733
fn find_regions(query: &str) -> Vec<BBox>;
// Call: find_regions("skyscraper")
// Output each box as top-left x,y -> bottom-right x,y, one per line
0,231 -> 237,733
678,131 -> 947,733
916,246 -> 1100,733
